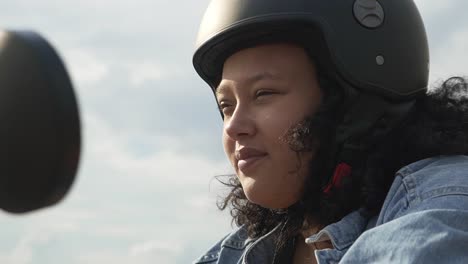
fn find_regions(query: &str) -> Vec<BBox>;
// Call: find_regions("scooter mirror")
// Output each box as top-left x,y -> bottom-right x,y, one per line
0,30 -> 81,213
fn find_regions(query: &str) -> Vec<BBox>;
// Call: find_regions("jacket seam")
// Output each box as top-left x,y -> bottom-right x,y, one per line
420,186 -> 468,200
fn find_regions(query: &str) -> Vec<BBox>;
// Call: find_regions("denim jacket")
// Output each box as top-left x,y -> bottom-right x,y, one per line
194,155 -> 468,263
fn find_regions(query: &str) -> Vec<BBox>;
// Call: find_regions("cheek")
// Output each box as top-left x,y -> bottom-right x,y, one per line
262,112 -> 295,148
276,149 -> 312,198
275,145 -> 302,176
263,112 -> 313,182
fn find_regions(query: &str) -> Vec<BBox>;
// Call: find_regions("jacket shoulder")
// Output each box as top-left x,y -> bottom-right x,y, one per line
341,156 -> 468,263
193,226 -> 250,264
379,155 -> 468,223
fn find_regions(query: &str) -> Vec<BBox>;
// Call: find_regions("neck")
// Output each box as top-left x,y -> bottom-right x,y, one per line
292,221 -> 333,264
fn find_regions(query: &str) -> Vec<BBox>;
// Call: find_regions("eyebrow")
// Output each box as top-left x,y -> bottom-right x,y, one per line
216,72 -> 279,97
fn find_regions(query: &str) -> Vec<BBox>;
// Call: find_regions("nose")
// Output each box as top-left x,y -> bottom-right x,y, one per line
224,105 -> 256,140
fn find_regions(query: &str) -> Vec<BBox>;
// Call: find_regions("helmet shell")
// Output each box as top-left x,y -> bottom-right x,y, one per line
193,0 -> 429,100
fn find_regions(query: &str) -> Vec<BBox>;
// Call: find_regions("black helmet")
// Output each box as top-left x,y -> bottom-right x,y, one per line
193,0 -> 429,167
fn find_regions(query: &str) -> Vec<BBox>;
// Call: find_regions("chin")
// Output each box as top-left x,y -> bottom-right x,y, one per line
241,178 -> 298,209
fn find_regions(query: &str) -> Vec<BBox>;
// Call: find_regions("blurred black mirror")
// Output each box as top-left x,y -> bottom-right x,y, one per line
0,30 -> 81,213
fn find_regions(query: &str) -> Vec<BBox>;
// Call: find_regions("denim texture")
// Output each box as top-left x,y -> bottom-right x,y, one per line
194,156 -> 468,264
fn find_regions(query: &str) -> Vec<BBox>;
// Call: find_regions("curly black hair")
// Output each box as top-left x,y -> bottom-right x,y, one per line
215,76 -> 468,255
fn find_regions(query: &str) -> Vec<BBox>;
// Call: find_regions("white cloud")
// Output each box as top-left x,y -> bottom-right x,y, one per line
64,49 -> 109,85
77,249 -> 174,264
0,231 -> 51,264
82,111 -> 230,186
127,61 -> 165,86
184,194 -> 216,211
429,29 -> 468,84
0,1 -> 228,264
414,0 -> 456,17
129,240 -> 182,256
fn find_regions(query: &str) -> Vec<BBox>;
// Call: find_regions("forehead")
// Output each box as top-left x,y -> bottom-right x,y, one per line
217,43 -> 312,91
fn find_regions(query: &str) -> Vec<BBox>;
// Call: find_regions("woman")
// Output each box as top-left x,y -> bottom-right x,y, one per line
192,0 -> 468,263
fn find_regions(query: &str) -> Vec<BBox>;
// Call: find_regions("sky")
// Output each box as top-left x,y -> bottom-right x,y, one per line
0,1 -> 467,263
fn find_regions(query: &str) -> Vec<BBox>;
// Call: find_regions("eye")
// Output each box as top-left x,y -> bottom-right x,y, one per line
218,101 -> 234,115
255,89 -> 276,98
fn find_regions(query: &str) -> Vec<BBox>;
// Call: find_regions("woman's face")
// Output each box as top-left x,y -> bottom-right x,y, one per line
217,43 -> 322,209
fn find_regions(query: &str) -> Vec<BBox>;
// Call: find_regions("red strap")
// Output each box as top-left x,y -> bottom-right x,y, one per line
323,163 -> 352,195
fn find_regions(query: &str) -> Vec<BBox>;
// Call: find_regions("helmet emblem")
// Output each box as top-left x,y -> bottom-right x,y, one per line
353,0 -> 385,28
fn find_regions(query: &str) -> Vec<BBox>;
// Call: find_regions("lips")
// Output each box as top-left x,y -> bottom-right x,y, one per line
235,147 -> 268,172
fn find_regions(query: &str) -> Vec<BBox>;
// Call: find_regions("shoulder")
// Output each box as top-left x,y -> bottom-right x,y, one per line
378,155 -> 468,223
340,156 -> 468,263
342,207 -> 468,263
193,226 -> 251,264
398,155 -> 468,192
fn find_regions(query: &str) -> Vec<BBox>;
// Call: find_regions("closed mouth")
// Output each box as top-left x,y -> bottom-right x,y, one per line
235,148 -> 268,173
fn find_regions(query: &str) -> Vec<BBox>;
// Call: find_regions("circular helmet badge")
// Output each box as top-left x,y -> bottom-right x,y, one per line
353,0 -> 385,29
